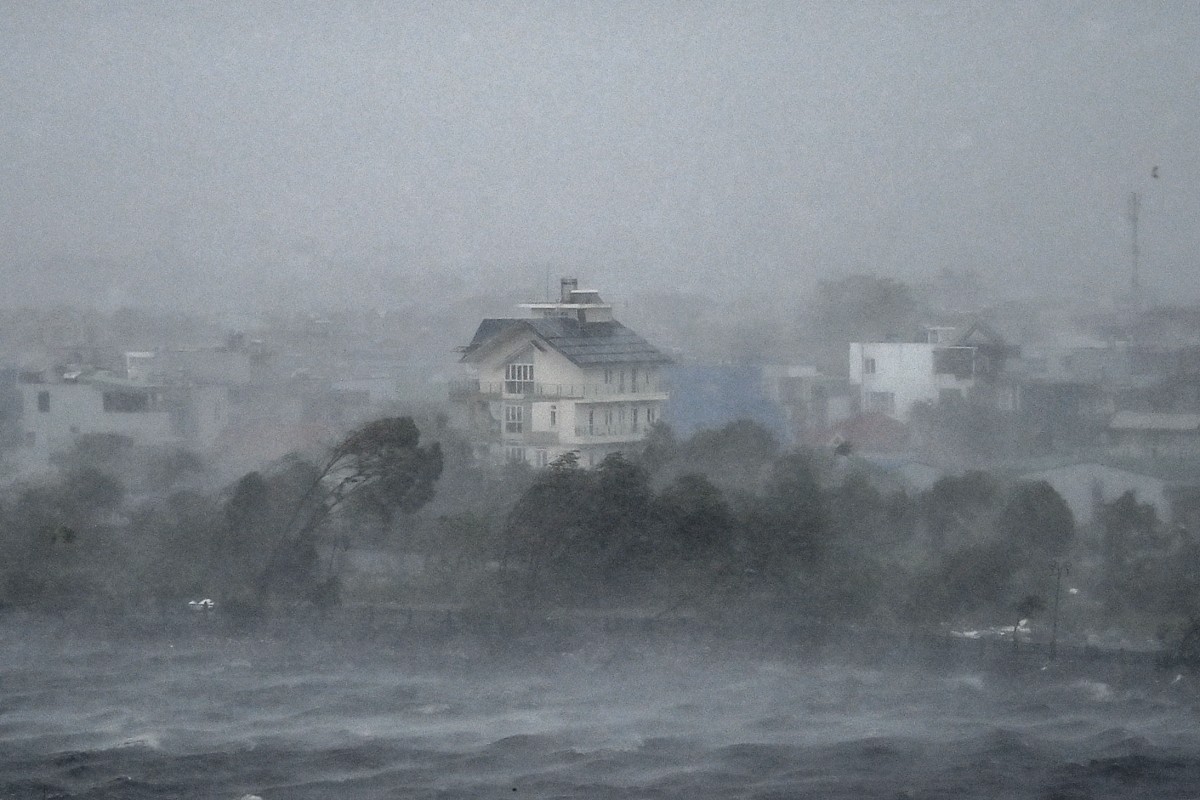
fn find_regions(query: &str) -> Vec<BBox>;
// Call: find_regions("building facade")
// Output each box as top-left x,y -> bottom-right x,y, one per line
848,323 -> 1017,421
13,370 -> 229,473
452,278 -> 672,467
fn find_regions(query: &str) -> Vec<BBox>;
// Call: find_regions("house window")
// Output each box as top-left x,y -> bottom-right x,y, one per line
863,358 -> 877,375
588,408 -> 595,434
604,369 -> 613,384
549,405 -> 557,427
631,368 -> 639,392
535,449 -> 549,468
505,362 -> 534,394
866,391 -> 895,415
604,407 -> 613,426
37,391 -> 50,412
619,371 -> 625,392
632,407 -> 640,431
504,405 -> 524,433
647,406 -> 657,425
505,446 -> 526,463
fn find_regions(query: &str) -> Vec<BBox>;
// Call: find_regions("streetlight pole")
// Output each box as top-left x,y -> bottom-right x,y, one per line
1050,560 -> 1070,661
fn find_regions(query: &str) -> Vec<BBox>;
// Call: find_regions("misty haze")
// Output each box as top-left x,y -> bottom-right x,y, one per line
3,3 -> 1200,798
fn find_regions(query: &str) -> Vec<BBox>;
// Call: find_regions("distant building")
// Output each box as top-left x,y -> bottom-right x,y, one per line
1020,461 -> 1170,526
12,368 -> 229,473
1108,411 -> 1200,459
848,322 -> 1017,421
760,365 -> 855,446
451,278 -> 672,467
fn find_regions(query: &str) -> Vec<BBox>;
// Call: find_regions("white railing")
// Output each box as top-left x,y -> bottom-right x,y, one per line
448,379 -> 667,399
573,424 -> 644,439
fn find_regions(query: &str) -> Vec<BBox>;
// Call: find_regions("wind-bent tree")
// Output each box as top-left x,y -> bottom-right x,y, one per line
255,416 -> 442,605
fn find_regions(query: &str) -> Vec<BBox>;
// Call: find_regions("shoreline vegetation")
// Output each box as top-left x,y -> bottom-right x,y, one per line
4,416 -> 1200,678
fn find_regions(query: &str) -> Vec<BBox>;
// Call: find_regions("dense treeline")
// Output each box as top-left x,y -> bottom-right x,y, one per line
0,418 -> 443,613
433,420 -> 1200,643
2,418 -> 1199,649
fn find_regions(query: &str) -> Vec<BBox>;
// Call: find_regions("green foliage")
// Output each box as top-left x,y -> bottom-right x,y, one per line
255,416 -> 443,606
995,480 -> 1075,556
653,473 -> 733,559
663,419 -> 780,494
636,422 -> 678,476
501,454 -> 598,605
922,471 -> 998,551
127,490 -> 223,600
0,464 -> 127,607
1097,490 -> 1171,616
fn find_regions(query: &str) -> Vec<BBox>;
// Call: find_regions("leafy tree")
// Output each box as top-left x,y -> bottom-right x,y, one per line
676,419 -> 779,493
501,452 -> 595,605
0,466 -> 126,607
424,512 -> 499,596
595,453 -> 652,541
127,490 -> 223,600
739,452 -> 830,608
995,480 -> 1075,557
906,539 -> 1020,623
653,473 -> 733,560
257,417 -> 443,605
636,421 -> 678,476
922,471 -> 999,552
1097,490 -> 1170,616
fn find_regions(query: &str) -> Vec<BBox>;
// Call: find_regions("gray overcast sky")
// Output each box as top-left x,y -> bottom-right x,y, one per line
2,1 -> 1198,311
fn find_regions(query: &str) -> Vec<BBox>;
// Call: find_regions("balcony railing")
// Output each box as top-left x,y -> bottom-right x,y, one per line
448,379 -> 668,400
573,424 -> 646,439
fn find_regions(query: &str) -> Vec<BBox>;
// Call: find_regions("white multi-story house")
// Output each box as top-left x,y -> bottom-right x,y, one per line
848,322 -> 1017,421
452,278 -> 672,467
13,369 -> 230,473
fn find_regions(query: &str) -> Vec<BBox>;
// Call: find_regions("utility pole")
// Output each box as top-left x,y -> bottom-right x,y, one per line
1050,560 -> 1070,661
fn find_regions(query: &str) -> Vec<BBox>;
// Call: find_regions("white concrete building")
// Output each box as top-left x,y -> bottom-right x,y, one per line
13,371 -> 229,473
848,323 -> 1016,421
452,278 -> 672,467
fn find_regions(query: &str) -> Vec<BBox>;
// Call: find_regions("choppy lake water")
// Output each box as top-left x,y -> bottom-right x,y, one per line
2,614 -> 1199,799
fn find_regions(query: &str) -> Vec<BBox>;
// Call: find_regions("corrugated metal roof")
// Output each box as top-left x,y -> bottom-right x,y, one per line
461,317 -> 672,367
1110,411 -> 1200,431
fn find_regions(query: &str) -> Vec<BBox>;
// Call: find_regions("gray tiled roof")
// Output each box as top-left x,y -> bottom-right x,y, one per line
462,317 -> 672,367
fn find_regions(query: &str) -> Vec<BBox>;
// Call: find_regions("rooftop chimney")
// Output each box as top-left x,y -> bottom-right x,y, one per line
560,277 -> 578,303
